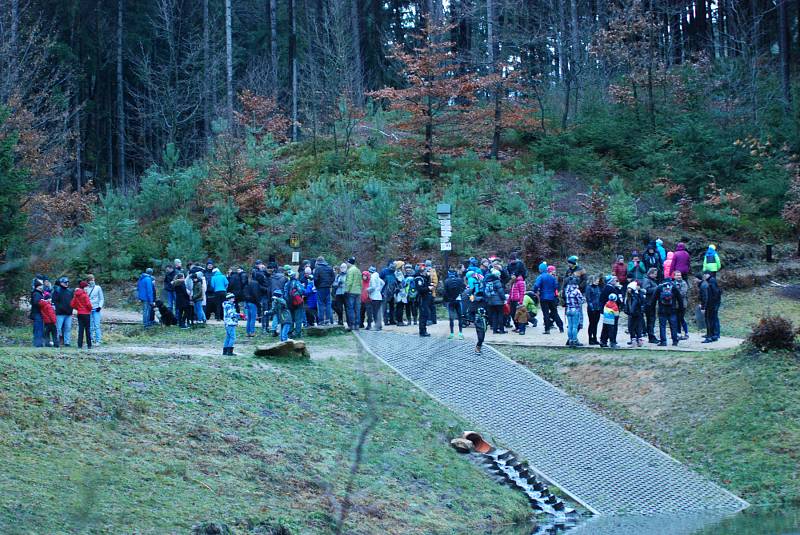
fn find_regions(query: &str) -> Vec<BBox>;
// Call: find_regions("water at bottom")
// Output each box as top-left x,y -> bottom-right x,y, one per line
488,507 -> 800,535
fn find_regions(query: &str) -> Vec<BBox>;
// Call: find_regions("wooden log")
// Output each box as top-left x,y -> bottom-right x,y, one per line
254,340 -> 310,359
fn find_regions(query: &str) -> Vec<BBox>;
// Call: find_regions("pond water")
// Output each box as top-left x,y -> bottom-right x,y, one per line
491,507 -> 800,535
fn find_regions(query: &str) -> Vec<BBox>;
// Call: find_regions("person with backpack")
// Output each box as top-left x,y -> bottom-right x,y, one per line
627,252 -> 647,284
484,269 -> 507,335
403,264 -> 420,326
415,268 -> 433,337
673,270 -> 690,340
268,289 -> 293,341
268,263 -> 288,334
700,272 -> 722,343
641,268 -> 660,343
284,271 -> 306,338
443,269 -> 466,339
54,277 -> 75,344
564,277 -> 585,347
344,257 -> 362,331
380,259 -> 398,326
654,276 -> 682,346
313,256 -> 335,325
599,294 -> 620,348
624,281 -> 646,347
30,280 -> 45,347
533,264 -> 563,334
702,245 -> 721,274
367,267 -> 385,331
85,274 -> 104,346
70,281 -> 93,349
222,293 -> 243,355
585,275 -> 603,345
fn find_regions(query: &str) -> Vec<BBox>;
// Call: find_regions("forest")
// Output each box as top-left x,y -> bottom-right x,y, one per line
2,0 -> 800,315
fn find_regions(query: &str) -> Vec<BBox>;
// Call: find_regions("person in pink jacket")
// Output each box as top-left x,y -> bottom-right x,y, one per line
509,275 -> 526,331
663,251 -> 675,279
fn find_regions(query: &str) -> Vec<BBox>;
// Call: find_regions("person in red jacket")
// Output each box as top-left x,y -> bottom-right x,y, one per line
611,255 -> 627,285
70,281 -> 93,349
40,292 -> 59,347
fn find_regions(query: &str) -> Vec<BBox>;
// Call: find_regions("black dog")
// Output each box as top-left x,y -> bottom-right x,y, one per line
155,300 -> 178,326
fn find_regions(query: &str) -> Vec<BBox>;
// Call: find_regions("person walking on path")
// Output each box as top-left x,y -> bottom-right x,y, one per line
137,269 -> 156,328
367,266 -> 385,331
564,277 -> 585,347
222,293 -> 241,355
699,272 -> 722,343
443,268 -> 466,339
313,256 -> 335,325
30,280 -> 45,347
86,274 -> 104,346
673,271 -> 690,340
344,257 -> 362,331
585,275 -> 602,345
533,265 -> 563,334
53,277 -> 75,344
70,281 -> 93,349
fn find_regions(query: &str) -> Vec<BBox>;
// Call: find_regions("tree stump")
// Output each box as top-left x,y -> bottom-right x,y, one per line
254,340 -> 310,359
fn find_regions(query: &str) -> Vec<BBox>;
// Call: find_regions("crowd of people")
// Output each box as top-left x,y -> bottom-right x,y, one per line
28,239 -> 724,355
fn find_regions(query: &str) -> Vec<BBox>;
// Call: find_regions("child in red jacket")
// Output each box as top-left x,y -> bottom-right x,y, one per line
40,292 -> 59,347
70,281 -> 93,349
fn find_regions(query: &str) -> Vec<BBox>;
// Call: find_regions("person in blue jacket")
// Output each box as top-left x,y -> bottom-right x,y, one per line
533,264 -> 563,334
137,268 -> 157,327
210,267 -> 229,320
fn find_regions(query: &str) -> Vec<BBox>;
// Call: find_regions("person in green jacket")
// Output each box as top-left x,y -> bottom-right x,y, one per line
702,244 -> 721,274
344,257 -> 362,331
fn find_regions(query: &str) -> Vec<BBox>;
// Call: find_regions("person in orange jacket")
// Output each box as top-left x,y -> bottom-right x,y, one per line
70,281 -> 94,349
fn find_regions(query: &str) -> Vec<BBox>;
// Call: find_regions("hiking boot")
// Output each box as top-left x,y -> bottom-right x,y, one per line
475,345 -> 482,354
672,341 -> 679,346
543,330 -> 550,335
610,343 -> 619,348
574,342 -> 584,347
457,333 -> 464,340
702,338 -> 713,343
420,332 -> 431,337
657,342 -> 667,347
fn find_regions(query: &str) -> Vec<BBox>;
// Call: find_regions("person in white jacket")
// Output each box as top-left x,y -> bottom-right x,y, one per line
367,267 -> 385,331
86,274 -> 105,346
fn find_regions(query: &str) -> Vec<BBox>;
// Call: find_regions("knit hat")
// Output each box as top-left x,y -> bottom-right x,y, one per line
547,265 -> 556,273
226,292 -> 235,299
347,256 -> 356,264
273,289 -> 283,297
655,239 -> 663,246
539,261 -> 547,273
79,281 -> 88,289
283,264 -> 292,272
609,293 -> 618,301
174,258 -> 182,265
617,254 -> 624,261
369,266 -> 376,273
146,268 -> 153,275
425,260 -> 432,267
567,255 -> 578,264
631,250 -> 640,257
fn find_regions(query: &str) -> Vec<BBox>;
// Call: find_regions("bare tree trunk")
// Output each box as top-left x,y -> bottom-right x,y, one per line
75,94 -> 82,190
487,0 -> 501,159
290,0 -> 298,141
225,0 -> 234,128
570,0 -> 580,117
10,0 -> 19,54
117,0 -> 126,191
270,0 -> 278,94
203,0 -> 210,141
351,0 -> 364,103
778,0 -> 792,110
558,0 -> 570,127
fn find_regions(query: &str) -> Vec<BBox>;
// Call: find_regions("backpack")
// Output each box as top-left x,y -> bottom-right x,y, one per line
406,277 -> 418,300
658,281 -> 674,307
484,279 -> 496,298
288,282 -> 304,308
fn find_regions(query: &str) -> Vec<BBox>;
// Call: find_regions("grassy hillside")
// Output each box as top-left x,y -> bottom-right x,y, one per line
0,329 -> 531,534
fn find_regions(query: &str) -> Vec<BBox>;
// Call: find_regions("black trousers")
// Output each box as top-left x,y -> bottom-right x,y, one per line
77,314 -> 92,348
645,304 -> 657,340
384,299 -> 396,324
600,320 -> 618,346
179,305 -> 192,327
215,291 -> 227,320
418,295 -> 431,334
628,314 -> 644,339
541,299 -> 563,331
44,324 -> 59,346
334,294 -> 346,325
488,304 -> 504,333
587,310 -> 601,342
